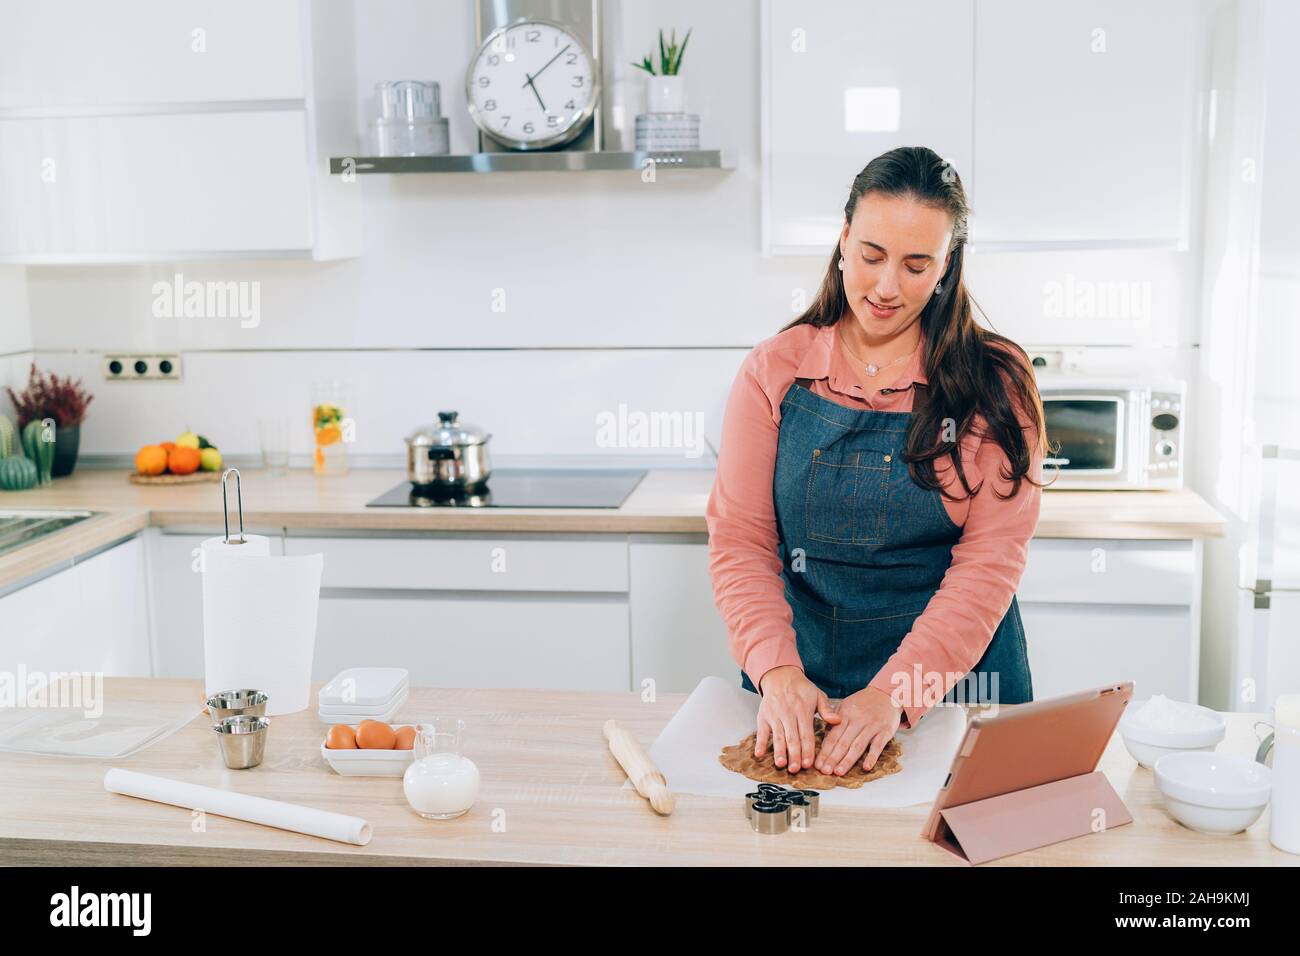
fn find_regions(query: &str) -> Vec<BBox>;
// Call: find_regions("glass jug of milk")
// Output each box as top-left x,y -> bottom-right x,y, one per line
403,718 -> 480,820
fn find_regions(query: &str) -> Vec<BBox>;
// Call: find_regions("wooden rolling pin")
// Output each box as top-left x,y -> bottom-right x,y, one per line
603,719 -> 676,815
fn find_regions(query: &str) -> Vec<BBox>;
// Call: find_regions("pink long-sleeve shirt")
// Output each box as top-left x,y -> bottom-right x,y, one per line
706,321 -> 1044,728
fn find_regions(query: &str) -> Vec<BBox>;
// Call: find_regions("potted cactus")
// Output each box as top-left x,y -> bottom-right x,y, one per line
4,363 -> 94,479
0,412 -> 39,491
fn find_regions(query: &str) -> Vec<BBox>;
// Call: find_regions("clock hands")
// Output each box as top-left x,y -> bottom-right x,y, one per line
521,43 -> 572,111
523,74 -> 546,111
526,43 -> 571,84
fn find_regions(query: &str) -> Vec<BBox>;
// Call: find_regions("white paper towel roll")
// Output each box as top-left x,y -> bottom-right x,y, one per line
104,768 -> 371,845
201,534 -> 323,715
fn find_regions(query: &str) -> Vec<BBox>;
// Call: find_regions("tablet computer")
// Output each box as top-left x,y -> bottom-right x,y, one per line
920,681 -> 1134,850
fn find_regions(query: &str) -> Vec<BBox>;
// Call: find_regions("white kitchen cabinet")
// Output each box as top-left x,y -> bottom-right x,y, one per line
629,535 -> 736,693
144,528 -> 285,679
761,0 -> 975,254
970,0 -> 1199,248
1018,537 -> 1202,701
0,0 -> 306,108
312,593 -> 630,691
0,536 -> 149,677
1020,603 -> 1195,701
286,531 -> 633,691
0,112 -> 314,258
283,534 -> 629,593
0,0 -> 358,262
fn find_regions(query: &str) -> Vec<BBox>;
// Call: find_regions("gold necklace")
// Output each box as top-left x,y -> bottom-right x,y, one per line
838,325 -> 919,377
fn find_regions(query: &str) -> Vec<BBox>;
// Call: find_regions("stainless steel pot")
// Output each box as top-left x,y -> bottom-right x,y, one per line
405,411 -> 492,491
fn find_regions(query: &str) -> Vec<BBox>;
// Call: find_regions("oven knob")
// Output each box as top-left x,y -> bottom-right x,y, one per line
1156,441 -> 1175,458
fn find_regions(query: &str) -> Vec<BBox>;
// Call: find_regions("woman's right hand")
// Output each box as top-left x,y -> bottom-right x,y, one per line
755,665 -> 841,772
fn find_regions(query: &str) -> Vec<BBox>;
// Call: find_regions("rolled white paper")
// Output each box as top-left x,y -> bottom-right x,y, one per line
201,535 -> 323,715
104,769 -> 372,846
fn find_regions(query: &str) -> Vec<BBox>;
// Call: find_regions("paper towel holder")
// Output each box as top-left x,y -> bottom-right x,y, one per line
221,467 -> 247,545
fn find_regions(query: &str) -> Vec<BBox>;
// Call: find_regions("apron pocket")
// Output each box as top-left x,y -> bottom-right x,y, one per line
805,448 -> 890,545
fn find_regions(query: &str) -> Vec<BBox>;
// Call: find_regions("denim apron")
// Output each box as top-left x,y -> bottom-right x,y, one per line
740,379 -> 1033,712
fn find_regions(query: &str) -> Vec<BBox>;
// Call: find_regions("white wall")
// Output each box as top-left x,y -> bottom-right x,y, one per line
17,0 -> 1205,462
0,265 -> 32,415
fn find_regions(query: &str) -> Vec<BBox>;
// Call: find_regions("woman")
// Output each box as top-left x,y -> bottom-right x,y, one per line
706,146 -> 1048,779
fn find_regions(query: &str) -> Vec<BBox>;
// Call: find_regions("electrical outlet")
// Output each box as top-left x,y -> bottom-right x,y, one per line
103,354 -> 182,381
1027,349 -> 1064,370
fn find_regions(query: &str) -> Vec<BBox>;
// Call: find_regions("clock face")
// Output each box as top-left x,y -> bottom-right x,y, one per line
466,18 -> 599,150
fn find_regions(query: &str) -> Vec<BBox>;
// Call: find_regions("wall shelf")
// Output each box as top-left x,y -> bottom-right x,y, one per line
328,149 -> 731,175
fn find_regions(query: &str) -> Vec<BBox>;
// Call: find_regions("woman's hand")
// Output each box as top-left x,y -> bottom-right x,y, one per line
755,666 -> 841,772
815,685 -> 902,775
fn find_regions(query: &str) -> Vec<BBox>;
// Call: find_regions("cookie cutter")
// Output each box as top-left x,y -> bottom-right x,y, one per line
750,799 -> 789,834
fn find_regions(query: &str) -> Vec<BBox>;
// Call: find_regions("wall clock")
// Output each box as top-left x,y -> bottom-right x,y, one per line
467,1 -> 603,152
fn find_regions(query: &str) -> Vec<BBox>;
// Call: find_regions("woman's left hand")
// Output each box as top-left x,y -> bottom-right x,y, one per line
814,685 -> 903,775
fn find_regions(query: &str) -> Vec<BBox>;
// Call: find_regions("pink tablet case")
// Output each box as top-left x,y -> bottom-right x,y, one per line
922,682 -> 1135,865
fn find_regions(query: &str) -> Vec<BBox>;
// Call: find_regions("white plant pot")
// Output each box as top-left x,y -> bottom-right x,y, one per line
646,74 -> 686,113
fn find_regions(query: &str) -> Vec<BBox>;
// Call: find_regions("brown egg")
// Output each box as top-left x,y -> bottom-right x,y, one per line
355,720 -> 396,750
325,724 -> 357,750
393,725 -> 417,750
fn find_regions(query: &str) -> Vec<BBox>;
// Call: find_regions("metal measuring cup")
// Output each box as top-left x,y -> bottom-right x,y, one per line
214,715 -> 270,769
205,689 -> 268,727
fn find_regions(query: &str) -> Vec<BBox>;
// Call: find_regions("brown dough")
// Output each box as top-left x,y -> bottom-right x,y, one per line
719,716 -> 903,790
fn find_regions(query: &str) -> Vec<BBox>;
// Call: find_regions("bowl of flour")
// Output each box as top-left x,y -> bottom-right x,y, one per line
1118,694 -> 1227,769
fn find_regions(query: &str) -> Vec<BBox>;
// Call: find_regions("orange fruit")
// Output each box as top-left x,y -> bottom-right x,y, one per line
315,424 -> 342,446
160,441 -> 176,453
167,446 -> 201,475
135,445 -> 167,476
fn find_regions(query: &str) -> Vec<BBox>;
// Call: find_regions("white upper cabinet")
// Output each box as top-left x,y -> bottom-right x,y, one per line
0,0 -> 358,262
0,1 -> 306,108
762,0 -> 1202,254
970,0 -> 1199,248
0,112 -> 313,258
762,0 -> 975,255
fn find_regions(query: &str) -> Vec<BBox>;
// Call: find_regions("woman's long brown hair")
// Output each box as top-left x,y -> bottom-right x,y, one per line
782,146 -> 1049,500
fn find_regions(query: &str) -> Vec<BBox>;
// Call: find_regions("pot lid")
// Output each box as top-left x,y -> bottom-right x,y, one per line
406,410 -> 490,448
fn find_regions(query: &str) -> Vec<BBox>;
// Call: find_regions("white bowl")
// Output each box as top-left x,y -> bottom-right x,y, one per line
1118,701 -> 1226,769
320,741 -> 415,777
1154,751 -> 1271,834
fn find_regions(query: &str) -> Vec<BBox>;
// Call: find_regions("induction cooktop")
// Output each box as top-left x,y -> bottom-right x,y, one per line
365,468 -> 647,509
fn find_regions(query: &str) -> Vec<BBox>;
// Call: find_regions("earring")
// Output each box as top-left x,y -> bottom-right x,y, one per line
838,257 -> 845,271
933,282 -> 943,295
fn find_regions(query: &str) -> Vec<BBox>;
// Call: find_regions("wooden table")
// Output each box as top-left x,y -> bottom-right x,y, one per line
0,679 -> 1290,866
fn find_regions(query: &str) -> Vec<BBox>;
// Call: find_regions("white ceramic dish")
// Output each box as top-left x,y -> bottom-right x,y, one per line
1118,700 -> 1226,769
320,724 -> 417,777
318,667 -> 410,709
317,687 -> 409,725
1154,751 -> 1271,834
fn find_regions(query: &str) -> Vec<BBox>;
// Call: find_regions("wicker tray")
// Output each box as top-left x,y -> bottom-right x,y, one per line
128,471 -> 222,485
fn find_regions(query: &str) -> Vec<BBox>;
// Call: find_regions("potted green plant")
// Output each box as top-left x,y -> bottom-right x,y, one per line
5,363 -> 94,478
632,27 -> 692,113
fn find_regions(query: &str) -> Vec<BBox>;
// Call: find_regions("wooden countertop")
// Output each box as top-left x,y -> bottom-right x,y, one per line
0,679 -> 1288,866
0,467 -> 1225,590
